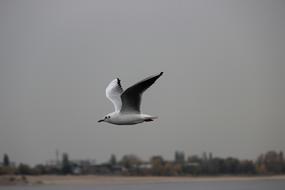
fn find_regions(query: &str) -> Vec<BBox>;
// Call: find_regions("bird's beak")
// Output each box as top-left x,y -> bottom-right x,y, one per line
98,119 -> 104,123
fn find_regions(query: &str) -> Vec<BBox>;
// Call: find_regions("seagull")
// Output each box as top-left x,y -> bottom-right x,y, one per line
98,72 -> 163,125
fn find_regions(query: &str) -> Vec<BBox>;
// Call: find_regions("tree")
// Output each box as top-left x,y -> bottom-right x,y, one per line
120,154 -> 141,170
150,156 -> 165,175
3,154 -> 10,167
61,153 -> 72,174
188,155 -> 201,163
239,160 -> 255,174
33,164 -> 47,175
209,152 -> 213,160
207,158 -> 223,175
109,154 -> 117,166
17,163 -> 33,175
174,151 -> 185,164
224,157 -> 240,174
263,150 -> 282,173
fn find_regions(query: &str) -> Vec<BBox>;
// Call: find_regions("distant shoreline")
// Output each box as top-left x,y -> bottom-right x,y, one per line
1,175 -> 285,186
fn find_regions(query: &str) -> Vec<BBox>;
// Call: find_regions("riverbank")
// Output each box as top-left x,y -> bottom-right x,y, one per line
0,175 -> 30,185
1,175 -> 285,186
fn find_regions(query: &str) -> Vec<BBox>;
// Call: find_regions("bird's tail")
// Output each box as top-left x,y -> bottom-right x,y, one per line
144,115 -> 158,122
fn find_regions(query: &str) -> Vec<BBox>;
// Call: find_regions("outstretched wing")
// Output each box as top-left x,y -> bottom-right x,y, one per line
120,72 -> 163,114
106,78 -> 123,112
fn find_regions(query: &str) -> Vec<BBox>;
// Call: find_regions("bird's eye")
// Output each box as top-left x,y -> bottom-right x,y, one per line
105,116 -> 107,119
108,116 -> 111,118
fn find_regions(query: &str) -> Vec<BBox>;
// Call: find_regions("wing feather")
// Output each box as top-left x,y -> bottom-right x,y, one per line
106,78 -> 123,112
120,72 -> 163,113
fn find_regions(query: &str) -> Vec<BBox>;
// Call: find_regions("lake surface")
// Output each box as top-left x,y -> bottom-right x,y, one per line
1,179 -> 285,190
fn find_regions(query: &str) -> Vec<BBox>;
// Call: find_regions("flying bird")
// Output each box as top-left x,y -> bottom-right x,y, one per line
98,72 -> 163,125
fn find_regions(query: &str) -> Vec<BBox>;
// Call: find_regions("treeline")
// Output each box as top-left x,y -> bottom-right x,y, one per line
0,150 -> 285,176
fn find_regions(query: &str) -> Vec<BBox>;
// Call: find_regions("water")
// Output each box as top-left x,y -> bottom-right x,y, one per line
1,179 -> 285,190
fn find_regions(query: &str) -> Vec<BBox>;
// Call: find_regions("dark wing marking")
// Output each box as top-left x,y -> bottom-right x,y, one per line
120,72 -> 163,113
117,78 -> 122,89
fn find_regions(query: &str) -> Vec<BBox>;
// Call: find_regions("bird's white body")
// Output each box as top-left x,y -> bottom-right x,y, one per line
98,72 -> 163,125
105,112 -> 157,125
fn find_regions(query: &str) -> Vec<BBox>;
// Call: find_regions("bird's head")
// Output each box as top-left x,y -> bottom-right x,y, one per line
98,114 -> 111,123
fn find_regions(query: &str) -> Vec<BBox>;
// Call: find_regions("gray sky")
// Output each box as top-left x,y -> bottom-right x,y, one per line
1,0 -> 285,165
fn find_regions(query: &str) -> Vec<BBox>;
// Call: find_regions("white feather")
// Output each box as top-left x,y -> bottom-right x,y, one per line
105,79 -> 123,112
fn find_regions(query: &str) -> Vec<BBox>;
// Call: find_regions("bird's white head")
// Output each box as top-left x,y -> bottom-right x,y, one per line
98,112 -> 118,123
98,114 -> 111,123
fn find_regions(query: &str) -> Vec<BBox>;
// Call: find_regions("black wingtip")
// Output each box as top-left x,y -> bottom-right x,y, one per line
116,78 -> 122,87
159,72 -> 163,76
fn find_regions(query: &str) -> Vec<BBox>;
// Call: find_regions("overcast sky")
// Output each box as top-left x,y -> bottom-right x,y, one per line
1,0 -> 285,165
